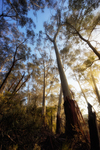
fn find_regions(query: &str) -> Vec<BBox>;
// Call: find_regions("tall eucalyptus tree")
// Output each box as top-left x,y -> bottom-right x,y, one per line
45,10 -> 72,100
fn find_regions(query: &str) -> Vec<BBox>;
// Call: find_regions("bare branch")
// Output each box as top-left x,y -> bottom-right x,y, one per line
8,0 -> 20,19
54,25 -> 62,41
16,39 -> 27,49
16,74 -> 31,93
8,78 -> 17,92
0,39 -> 27,93
0,14 -> 17,18
46,33 -> 53,42
30,0 -> 44,8
12,72 -> 25,94
6,134 -> 16,143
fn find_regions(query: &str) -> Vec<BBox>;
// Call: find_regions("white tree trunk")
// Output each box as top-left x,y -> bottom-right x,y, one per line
53,41 -> 72,100
42,60 -> 46,115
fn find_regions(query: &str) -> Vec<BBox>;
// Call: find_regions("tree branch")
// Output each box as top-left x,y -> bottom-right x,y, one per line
0,39 -> 27,93
16,74 -> 31,93
30,0 -> 44,8
65,20 -> 100,59
8,0 -> 20,19
12,72 -> 25,94
0,14 -> 17,18
54,25 -> 62,41
46,33 -> 53,42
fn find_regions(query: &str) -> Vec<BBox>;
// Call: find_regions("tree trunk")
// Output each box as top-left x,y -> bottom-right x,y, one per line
8,78 -> 17,92
56,86 -> 62,134
42,60 -> 46,124
15,75 -> 30,92
51,109 -> 53,132
53,40 -> 76,136
46,23 -> 83,137
0,47 -> 18,93
53,41 -> 72,100
88,103 -> 100,150
12,73 -> 25,94
91,71 -> 100,104
74,73 -> 88,103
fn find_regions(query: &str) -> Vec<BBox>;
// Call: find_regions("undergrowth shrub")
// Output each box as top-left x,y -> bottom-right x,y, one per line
0,93 -> 42,150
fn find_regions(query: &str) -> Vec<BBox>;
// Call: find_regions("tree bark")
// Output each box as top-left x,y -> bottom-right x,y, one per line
46,18 -> 85,137
56,86 -> 62,134
8,78 -> 17,92
42,60 -> 46,124
51,109 -> 53,132
53,40 -> 75,136
53,41 -> 72,100
74,73 -> 88,103
15,74 -> 30,92
12,73 -> 25,94
91,70 -> 100,104
88,103 -> 100,150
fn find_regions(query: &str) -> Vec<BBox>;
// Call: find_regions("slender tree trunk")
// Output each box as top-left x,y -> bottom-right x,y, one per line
27,92 -> 31,107
56,86 -> 62,134
74,73 -> 88,103
15,75 -> 30,93
51,109 -> 53,132
88,103 -> 100,150
53,41 -> 72,100
53,40 -> 75,136
0,46 -> 18,93
12,73 -> 25,94
42,60 -> 46,124
8,78 -> 17,92
91,70 -> 100,104
0,40 -> 26,94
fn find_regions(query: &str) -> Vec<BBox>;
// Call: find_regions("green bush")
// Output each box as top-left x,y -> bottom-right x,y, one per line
0,93 -> 42,150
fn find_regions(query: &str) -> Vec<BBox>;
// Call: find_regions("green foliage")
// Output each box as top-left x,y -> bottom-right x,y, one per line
60,47 -> 70,54
0,93 -> 60,149
0,93 -> 43,150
